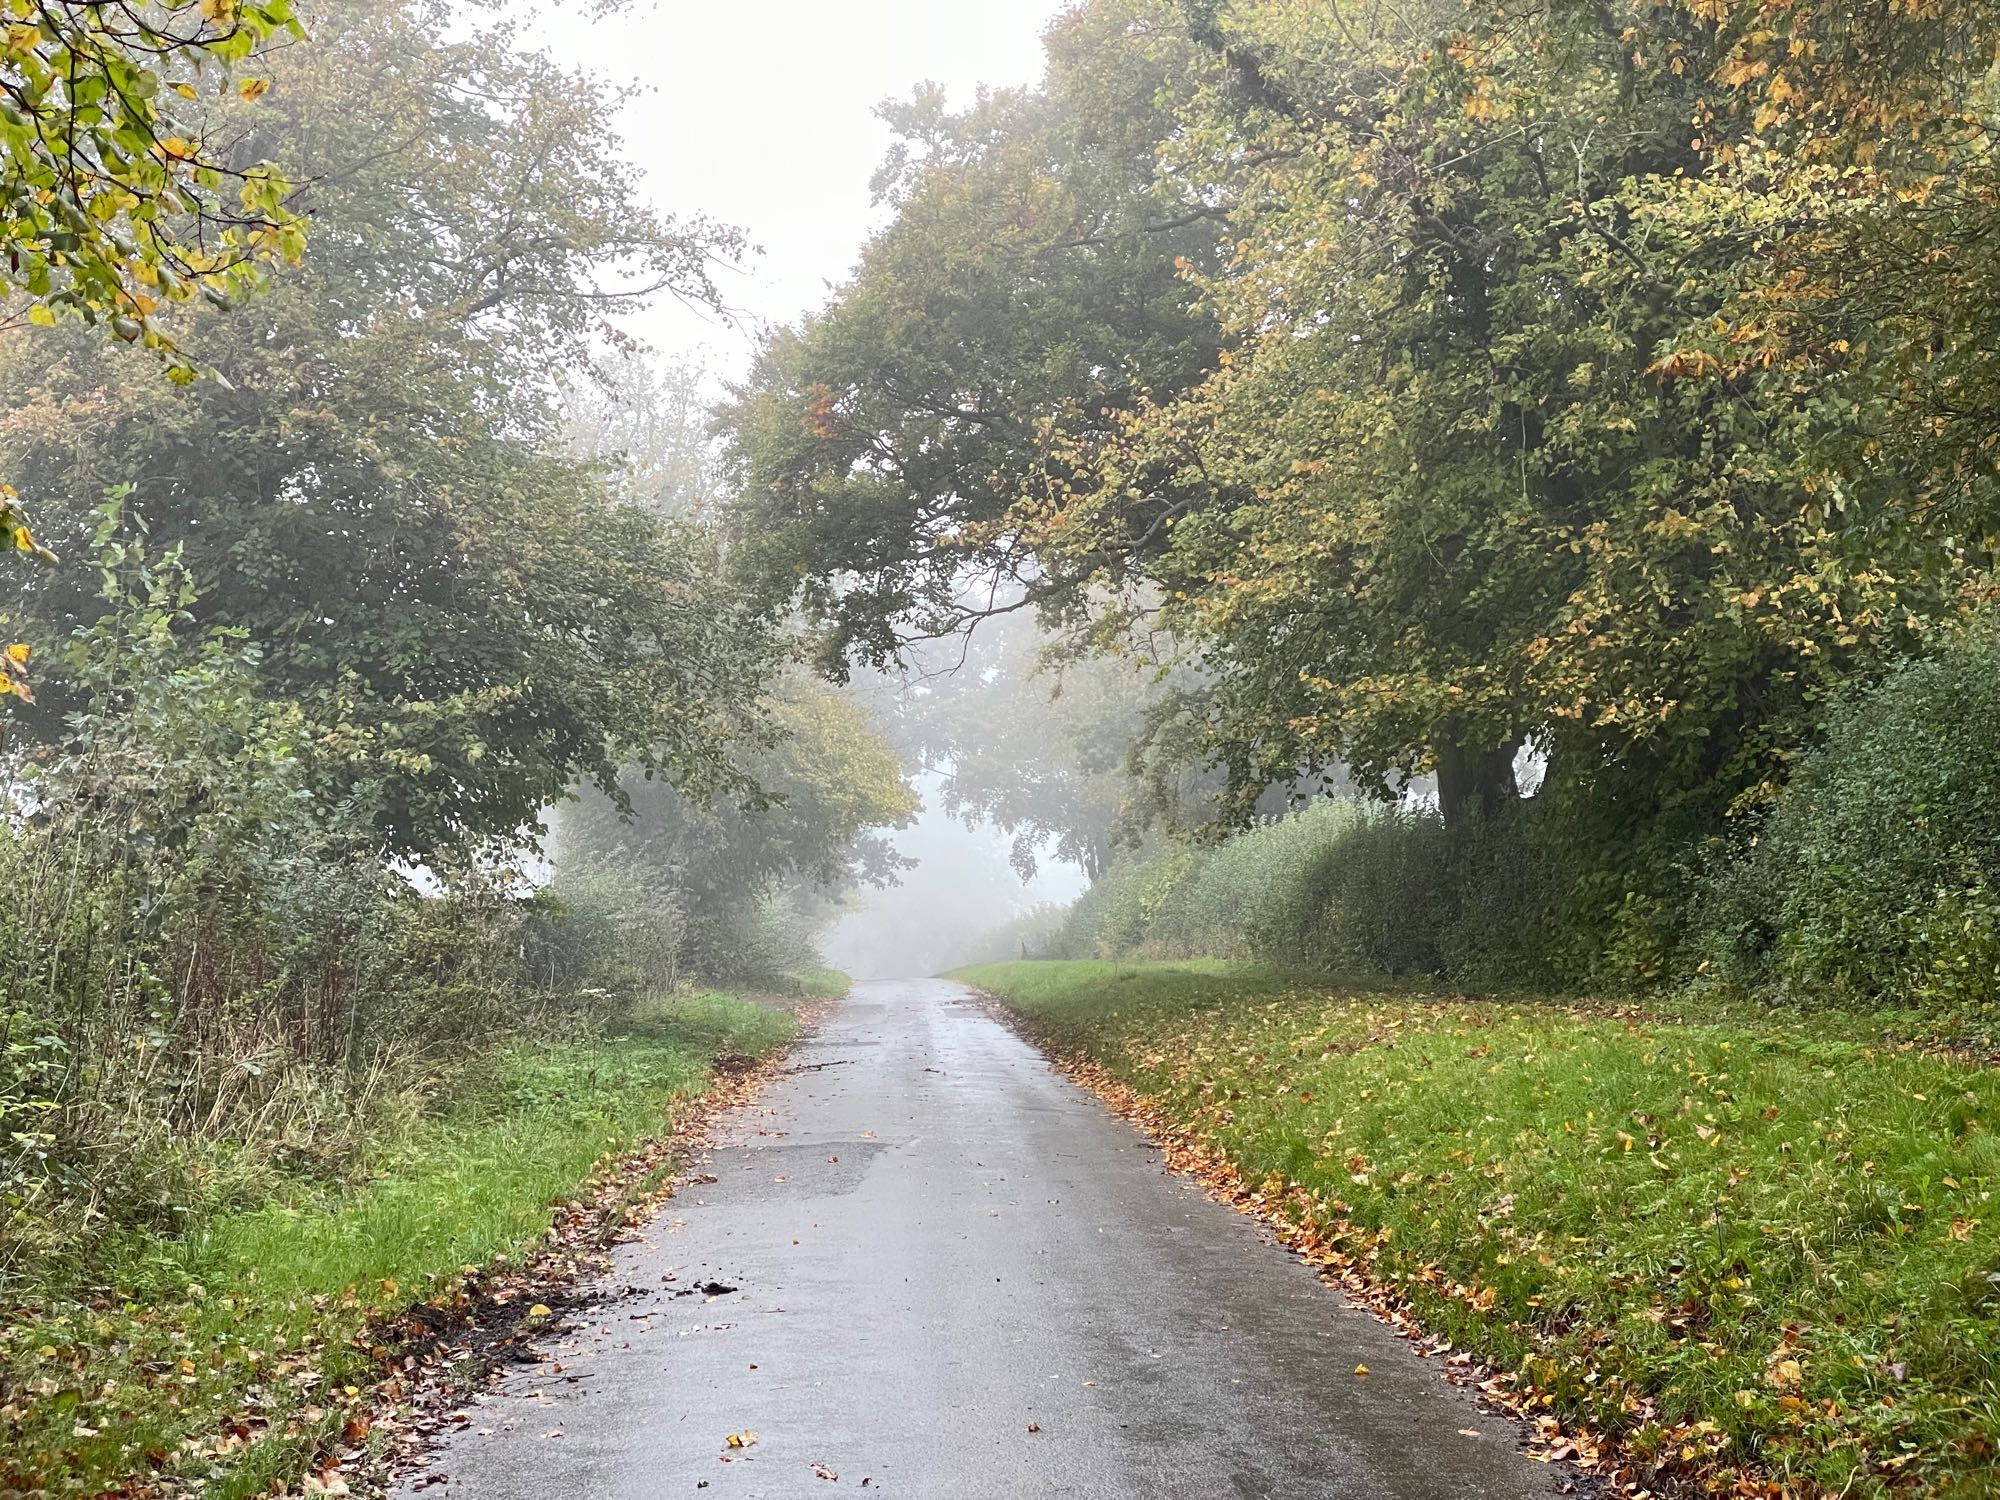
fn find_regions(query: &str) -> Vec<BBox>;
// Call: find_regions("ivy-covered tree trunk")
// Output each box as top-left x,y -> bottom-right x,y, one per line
1434,734 -> 1518,832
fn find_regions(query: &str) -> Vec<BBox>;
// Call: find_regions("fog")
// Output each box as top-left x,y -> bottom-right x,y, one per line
818,772 -> 1089,980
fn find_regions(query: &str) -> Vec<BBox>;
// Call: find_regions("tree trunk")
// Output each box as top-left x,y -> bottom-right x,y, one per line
1434,734 -> 1519,830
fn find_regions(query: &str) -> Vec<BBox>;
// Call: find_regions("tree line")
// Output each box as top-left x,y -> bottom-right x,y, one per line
722,0 -> 2000,997
0,0 -> 911,1290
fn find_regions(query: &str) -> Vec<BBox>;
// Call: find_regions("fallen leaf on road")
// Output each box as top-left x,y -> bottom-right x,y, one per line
1354,1364 -> 1370,1377
814,1462 -> 838,1480
1027,1422 -> 1041,1433
725,1429 -> 759,1449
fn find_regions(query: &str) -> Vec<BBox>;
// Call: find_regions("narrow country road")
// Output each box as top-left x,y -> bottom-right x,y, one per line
404,979 -> 1576,1499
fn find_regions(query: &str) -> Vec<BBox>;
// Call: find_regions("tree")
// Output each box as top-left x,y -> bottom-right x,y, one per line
723,0 -> 1987,977
564,355 -> 722,522
721,0 -> 1224,671
552,674 -> 918,975
0,0 -> 763,858
1,0 -> 306,564
1033,3 -> 1951,819
1657,0 -> 2000,558
851,611 -> 1163,882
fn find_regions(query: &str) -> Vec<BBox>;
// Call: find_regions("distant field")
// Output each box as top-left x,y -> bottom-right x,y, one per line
956,960 -> 2000,1497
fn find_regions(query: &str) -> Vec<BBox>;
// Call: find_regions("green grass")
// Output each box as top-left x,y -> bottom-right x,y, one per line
957,960 -> 2000,1496
780,964 -> 855,1001
2,989 -> 795,1499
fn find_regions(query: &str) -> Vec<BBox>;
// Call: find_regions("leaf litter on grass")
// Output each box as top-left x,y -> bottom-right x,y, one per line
961,960 -> 2000,1500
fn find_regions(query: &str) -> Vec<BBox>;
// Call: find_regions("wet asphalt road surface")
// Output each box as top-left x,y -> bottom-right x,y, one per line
404,978 -> 1576,1499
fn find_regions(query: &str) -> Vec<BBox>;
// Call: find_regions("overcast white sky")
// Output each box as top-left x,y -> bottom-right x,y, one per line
538,0 -> 1063,376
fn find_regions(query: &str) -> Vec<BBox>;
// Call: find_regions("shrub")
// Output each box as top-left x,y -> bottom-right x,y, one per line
1693,620 -> 2000,1010
1293,806 -> 1450,975
532,863 -> 689,998
708,893 -> 826,985
1038,796 -> 1573,989
0,547 -> 642,1292
945,904 -> 1077,967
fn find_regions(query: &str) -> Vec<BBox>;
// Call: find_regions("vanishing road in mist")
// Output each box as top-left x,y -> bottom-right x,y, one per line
405,980 -> 1573,1498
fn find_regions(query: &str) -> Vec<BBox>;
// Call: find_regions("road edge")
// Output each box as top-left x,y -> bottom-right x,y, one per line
954,979 -> 1617,1500
362,987 -> 849,1496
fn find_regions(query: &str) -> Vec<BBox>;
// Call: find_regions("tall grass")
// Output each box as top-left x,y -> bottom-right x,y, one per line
5,991 -> 797,1499
1048,798 -> 1557,988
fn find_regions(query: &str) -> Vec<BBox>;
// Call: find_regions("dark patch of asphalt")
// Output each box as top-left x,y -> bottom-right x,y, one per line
399,978 -> 1584,1499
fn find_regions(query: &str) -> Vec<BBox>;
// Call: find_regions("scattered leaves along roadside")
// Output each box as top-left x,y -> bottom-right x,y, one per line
2,993 -> 831,1498
962,960 -> 2000,1499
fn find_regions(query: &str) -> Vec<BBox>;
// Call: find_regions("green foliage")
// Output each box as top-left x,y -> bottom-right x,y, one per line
0,0 -> 304,374
0,534 -> 580,1286
1022,0 -> 1948,849
2,993 -> 793,1498
950,903 -> 1078,968
854,613 -> 1180,882
965,960 -> 2000,1495
531,864 -> 689,999
551,674 -> 916,982
1,0 -> 765,858
0,0 -> 307,565
0,514 -> 823,1497
1695,620 -> 2000,1013
723,0 -> 2000,985
721,0 -> 1222,666
0,10 -> 889,1493
1053,799 -> 1565,988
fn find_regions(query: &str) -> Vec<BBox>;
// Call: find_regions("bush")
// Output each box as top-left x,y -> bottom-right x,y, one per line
1694,620 -> 2000,1009
532,863 -> 689,998
707,893 -> 826,985
945,903 -> 1078,967
0,551 -> 643,1293
1291,806 -> 1450,975
1037,795 -> 1576,989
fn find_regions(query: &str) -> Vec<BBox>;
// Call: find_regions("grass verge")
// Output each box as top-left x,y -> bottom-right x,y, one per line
955,959 -> 2000,1498
2,986 -> 808,1499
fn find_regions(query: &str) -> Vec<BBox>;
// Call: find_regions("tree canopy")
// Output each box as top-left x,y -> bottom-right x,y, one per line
1,0 -> 307,567
721,0 -> 2000,970
1,0 -> 765,858
720,0 -> 1225,671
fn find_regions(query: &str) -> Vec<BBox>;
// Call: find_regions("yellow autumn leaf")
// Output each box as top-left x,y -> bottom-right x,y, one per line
527,1303 -> 552,1317
240,77 -> 270,101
